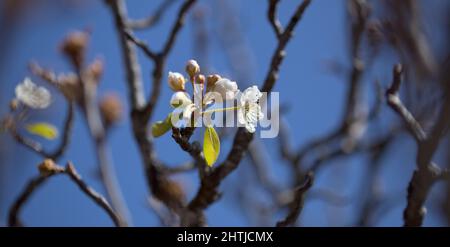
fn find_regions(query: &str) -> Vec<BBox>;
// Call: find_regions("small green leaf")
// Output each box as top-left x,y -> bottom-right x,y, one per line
203,126 -> 220,167
25,122 -> 58,140
151,114 -> 172,138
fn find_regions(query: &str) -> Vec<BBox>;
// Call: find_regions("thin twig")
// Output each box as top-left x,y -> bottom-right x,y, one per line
267,0 -> 283,38
127,0 -> 176,30
123,31 -> 157,60
8,162 -> 122,227
276,172 -> 314,227
386,64 -> 427,142
77,62 -> 131,226
9,102 -> 75,160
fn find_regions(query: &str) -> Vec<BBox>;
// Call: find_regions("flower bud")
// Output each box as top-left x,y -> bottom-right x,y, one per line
207,74 -> 221,87
86,58 -> 104,83
167,72 -> 186,91
9,99 -> 19,111
99,93 -> 123,127
38,159 -> 63,176
206,74 -> 221,92
195,74 -> 205,84
170,92 -> 192,108
185,59 -> 200,80
61,31 -> 89,68
194,74 -> 205,93
57,73 -> 82,102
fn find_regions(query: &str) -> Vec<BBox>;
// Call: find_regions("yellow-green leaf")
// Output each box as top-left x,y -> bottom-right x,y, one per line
203,126 -> 220,167
25,122 -> 58,140
151,114 -> 172,138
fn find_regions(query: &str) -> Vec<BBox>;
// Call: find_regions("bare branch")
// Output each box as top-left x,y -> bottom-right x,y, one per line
267,0 -> 283,38
162,0 -> 196,56
385,64 -> 449,226
127,0 -> 176,30
124,30 -> 158,60
107,0 -> 196,219
106,0 -> 145,109
386,64 -> 427,142
276,172 -> 314,227
171,127 -> 206,170
142,0 -> 197,121
9,102 -> 75,160
262,0 -> 311,93
8,161 -> 123,227
76,53 -> 131,226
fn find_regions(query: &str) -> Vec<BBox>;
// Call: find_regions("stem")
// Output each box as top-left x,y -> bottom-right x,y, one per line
201,106 -> 240,115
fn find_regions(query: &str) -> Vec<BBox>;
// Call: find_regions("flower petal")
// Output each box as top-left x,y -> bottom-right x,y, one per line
15,78 -> 51,109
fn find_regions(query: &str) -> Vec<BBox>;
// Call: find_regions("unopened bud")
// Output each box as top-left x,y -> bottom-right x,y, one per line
206,74 -> 221,91
61,31 -> 89,68
99,93 -> 123,127
86,59 -> 104,83
185,59 -> 200,80
9,99 -> 19,111
195,74 -> 205,85
167,72 -> 186,91
38,159 -> 63,176
57,73 -> 82,102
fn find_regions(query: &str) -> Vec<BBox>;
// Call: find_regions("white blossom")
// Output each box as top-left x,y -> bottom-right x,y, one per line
170,91 -> 198,121
237,86 -> 264,133
210,78 -> 239,102
168,71 -> 186,91
15,77 -> 51,109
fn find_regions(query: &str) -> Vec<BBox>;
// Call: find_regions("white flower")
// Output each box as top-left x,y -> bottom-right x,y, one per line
170,92 -> 198,120
168,71 -> 186,91
15,77 -> 51,109
238,86 -> 264,133
210,78 -> 239,102
170,91 -> 191,108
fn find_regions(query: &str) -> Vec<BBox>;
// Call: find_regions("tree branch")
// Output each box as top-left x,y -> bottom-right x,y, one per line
386,64 -> 427,143
8,161 -> 123,227
267,0 -> 283,38
9,101 -> 75,160
106,0 -> 196,219
386,63 -> 449,226
276,172 -> 314,227
127,0 -> 176,30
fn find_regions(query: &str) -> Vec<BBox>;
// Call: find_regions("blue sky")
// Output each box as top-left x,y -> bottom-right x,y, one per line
0,0 -> 447,226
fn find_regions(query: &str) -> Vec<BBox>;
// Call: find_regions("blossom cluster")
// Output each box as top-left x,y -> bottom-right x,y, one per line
166,59 -> 264,133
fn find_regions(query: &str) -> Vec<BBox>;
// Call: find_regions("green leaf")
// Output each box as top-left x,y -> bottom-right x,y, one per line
25,122 -> 58,140
151,114 -> 172,138
203,126 -> 220,167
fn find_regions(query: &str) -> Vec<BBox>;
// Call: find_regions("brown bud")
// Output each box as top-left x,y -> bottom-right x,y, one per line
57,73 -> 82,102
185,59 -> 200,80
9,99 -> 19,111
99,93 -> 123,127
195,74 -> 205,85
86,58 -> 104,83
61,31 -> 89,68
206,74 -> 221,89
38,159 -> 63,176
